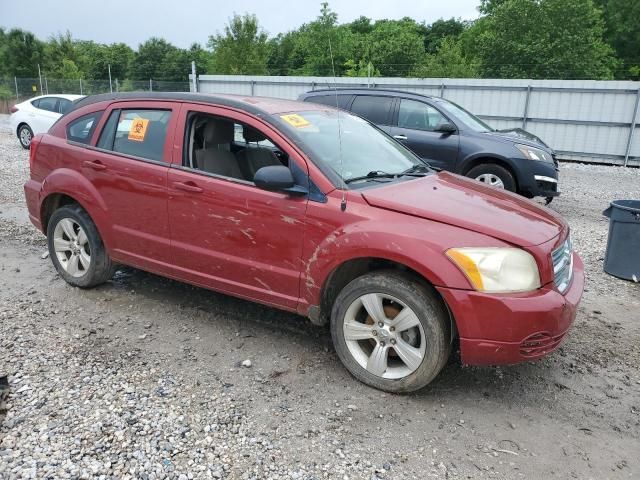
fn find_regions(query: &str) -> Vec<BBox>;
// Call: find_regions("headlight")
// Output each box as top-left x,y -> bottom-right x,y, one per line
446,248 -> 541,293
515,144 -> 553,163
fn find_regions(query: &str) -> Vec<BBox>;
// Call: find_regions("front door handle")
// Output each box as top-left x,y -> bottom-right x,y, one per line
393,135 -> 408,141
173,181 -> 203,193
82,160 -> 107,171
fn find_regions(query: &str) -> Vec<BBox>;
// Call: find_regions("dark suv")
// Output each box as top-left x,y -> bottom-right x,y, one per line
299,89 -> 560,200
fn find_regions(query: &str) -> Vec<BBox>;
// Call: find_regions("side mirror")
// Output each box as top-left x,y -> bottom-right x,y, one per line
254,165 -> 303,194
434,122 -> 457,134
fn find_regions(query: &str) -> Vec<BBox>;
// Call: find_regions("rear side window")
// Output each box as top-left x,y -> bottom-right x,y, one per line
36,97 -> 59,113
304,94 -> 352,110
67,111 -> 103,145
350,95 -> 394,125
97,109 -> 171,162
59,99 -> 73,114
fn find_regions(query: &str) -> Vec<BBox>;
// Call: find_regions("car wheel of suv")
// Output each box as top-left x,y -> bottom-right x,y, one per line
18,124 -> 33,149
467,164 -> 516,192
330,271 -> 451,393
47,205 -> 115,288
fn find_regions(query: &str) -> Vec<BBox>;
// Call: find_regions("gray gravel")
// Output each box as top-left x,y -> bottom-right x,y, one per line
1,119 -> 639,479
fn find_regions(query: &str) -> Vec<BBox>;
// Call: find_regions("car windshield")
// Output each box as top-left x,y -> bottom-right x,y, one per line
436,99 -> 494,133
278,110 -> 426,186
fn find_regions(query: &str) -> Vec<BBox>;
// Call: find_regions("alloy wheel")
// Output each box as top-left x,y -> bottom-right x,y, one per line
475,173 -> 505,188
19,127 -> 32,148
53,218 -> 91,278
343,293 -> 426,379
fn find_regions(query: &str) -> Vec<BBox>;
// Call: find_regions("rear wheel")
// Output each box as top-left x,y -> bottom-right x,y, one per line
330,271 -> 451,393
18,124 -> 33,149
467,164 -> 516,192
47,205 -> 114,288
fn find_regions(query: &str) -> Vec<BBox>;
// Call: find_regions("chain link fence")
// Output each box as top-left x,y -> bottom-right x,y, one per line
0,77 -> 191,113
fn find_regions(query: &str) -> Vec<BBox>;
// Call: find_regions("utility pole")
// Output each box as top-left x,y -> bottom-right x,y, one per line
191,61 -> 197,93
37,64 -> 43,94
108,64 -> 113,93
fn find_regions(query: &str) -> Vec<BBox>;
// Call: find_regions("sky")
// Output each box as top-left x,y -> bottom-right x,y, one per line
0,0 -> 481,48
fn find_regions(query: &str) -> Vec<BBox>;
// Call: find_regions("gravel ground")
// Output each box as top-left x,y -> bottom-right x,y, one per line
0,117 -> 639,479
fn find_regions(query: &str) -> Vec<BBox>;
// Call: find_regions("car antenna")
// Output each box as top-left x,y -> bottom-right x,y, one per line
328,36 -> 347,212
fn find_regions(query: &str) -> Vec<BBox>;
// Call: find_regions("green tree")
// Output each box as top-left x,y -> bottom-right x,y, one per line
422,18 -> 467,54
597,0 -> 640,78
344,59 -> 380,77
208,13 -> 269,75
472,0 -> 618,79
415,37 -> 479,78
0,28 -> 45,77
129,37 -> 184,81
365,18 -> 425,76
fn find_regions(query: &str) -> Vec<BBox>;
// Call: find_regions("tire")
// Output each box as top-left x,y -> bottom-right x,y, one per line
18,124 -> 33,150
330,270 -> 451,393
466,164 -> 516,192
47,204 -> 114,288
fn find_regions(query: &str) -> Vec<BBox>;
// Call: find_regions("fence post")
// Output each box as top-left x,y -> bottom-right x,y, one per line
108,64 -> 113,93
439,83 -> 445,98
44,76 -> 48,95
14,76 -> 19,100
624,88 -> 640,167
522,84 -> 532,130
38,64 -> 43,94
149,79 -> 152,92
191,61 -> 197,93
250,80 -> 256,96
116,79 -> 119,92
79,78 -> 83,95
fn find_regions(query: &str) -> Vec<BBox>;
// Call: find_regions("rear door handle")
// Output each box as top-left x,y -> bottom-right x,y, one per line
173,181 -> 203,193
82,160 -> 107,171
393,135 -> 408,141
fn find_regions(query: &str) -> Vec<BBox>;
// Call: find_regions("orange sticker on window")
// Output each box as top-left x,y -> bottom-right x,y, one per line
280,114 -> 311,129
128,118 -> 149,142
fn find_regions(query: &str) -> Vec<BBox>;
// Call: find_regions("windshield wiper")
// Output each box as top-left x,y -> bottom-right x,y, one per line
344,171 -> 397,184
399,164 -> 432,175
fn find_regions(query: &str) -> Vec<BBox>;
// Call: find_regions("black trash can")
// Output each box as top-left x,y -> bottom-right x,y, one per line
602,200 -> 640,281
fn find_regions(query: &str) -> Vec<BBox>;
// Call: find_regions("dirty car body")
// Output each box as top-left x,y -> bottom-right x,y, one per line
24,92 -> 584,392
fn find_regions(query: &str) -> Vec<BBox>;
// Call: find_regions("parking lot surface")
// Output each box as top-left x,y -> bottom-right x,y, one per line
1,118 -> 639,479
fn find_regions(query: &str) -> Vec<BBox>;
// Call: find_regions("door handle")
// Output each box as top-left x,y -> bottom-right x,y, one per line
82,160 -> 107,171
173,181 -> 203,193
393,135 -> 408,141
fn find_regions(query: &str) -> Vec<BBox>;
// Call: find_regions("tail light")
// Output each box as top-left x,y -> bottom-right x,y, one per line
29,135 -> 41,171
10,106 -> 19,114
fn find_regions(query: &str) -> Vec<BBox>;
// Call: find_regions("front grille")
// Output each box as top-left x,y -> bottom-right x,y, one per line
552,235 -> 573,294
520,331 -> 566,358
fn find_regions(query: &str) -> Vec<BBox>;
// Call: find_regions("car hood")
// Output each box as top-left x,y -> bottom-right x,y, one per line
485,128 -> 552,152
361,172 -> 565,247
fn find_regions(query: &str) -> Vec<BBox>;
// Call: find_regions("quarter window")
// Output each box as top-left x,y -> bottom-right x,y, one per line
36,97 -> 59,113
67,111 -> 103,145
398,99 -> 447,131
97,109 -> 172,162
59,99 -> 73,114
350,95 -> 393,125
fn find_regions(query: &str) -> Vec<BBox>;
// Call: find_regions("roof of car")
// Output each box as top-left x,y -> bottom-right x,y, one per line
70,92 -> 333,116
301,88 -> 437,100
34,94 -> 85,101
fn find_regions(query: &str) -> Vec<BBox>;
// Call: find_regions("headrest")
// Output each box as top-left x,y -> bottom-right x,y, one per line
203,119 -> 234,144
243,126 -> 267,143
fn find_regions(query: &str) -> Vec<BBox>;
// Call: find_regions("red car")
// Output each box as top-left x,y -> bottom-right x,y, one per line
24,93 -> 584,392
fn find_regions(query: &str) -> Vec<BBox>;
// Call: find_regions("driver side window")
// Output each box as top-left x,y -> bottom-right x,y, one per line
184,112 -> 288,183
398,99 -> 447,132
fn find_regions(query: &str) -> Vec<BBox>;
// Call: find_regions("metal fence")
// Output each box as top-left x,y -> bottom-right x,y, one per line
0,77 -> 190,113
193,74 -> 640,167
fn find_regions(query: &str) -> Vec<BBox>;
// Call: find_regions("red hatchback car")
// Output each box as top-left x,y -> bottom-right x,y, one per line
24,92 -> 584,392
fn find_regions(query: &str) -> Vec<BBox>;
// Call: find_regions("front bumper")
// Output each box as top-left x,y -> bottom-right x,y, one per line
436,253 -> 584,365
513,158 -> 560,198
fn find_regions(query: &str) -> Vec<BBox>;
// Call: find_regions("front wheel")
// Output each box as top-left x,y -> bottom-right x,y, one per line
47,204 -> 115,288
18,124 -> 33,149
330,271 -> 451,393
466,164 -> 516,192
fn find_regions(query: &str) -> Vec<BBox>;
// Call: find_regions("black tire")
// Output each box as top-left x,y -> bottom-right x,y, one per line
466,163 -> 516,192
18,124 -> 33,150
330,270 -> 451,393
47,204 -> 114,288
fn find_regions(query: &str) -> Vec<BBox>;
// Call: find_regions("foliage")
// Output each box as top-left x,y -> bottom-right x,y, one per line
208,14 -> 269,75
344,60 -> 379,77
596,0 -> 640,78
415,37 -> 479,78
470,0 -> 618,79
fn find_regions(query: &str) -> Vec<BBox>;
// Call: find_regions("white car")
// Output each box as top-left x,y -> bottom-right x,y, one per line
10,94 -> 84,149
